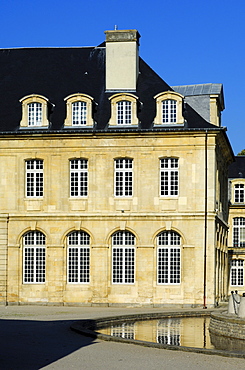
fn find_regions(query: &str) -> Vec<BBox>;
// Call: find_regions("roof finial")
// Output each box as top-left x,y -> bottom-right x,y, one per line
114,25 -> 118,30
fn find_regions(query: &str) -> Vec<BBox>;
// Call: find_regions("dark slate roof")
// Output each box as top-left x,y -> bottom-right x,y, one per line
0,45 -> 223,133
172,83 -> 225,110
229,156 -> 245,178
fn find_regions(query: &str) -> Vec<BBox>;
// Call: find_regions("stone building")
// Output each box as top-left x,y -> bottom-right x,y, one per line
0,29 -> 234,307
228,156 -> 245,294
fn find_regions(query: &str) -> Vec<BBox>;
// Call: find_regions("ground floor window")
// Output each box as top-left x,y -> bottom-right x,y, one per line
67,231 -> 90,283
157,231 -> 181,284
230,259 -> 244,286
23,231 -> 46,283
112,231 -> 135,284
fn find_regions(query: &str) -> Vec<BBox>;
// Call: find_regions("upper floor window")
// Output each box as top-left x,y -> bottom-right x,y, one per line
117,101 -> 132,124
72,101 -> 87,125
26,159 -> 44,198
112,231 -> 135,284
114,158 -> 133,197
157,231 -> 181,285
64,93 -> 94,127
233,217 -> 245,248
70,159 -> 88,197
109,93 -> 139,126
234,184 -> 244,203
160,158 -> 179,196
154,91 -> 184,126
67,231 -> 90,283
19,94 -> 50,128
230,259 -> 244,286
23,231 -> 46,283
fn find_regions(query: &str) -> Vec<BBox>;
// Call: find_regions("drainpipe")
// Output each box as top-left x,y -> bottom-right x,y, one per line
203,130 -> 208,309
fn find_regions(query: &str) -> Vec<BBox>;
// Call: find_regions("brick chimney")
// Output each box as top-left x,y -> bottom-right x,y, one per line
105,29 -> 141,91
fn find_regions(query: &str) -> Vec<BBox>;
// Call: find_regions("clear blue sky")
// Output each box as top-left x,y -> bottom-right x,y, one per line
0,0 -> 244,154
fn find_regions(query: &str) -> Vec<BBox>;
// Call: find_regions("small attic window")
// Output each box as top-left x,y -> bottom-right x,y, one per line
19,94 -> 50,128
154,91 -> 184,126
64,94 -> 94,127
109,93 -> 139,127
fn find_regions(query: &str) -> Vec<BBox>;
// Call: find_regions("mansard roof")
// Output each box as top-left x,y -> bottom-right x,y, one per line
0,45 -> 224,133
229,156 -> 245,178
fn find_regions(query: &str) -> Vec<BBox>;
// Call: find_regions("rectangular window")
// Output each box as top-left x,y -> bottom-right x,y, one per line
26,159 -> 44,197
70,159 -> 88,197
117,101 -> 132,125
72,101 -> 87,125
233,217 -> 245,247
114,158 -> 133,197
234,184 -> 244,203
230,260 -> 244,286
28,102 -> 42,126
160,158 -> 178,196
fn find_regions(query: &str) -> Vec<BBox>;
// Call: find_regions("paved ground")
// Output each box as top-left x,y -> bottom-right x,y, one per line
0,305 -> 244,369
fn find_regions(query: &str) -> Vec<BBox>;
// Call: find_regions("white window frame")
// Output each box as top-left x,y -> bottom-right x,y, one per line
23,231 -> 46,284
157,319 -> 181,345
162,99 -> 177,123
26,159 -> 44,198
230,259 -> 244,286
112,231 -> 135,284
160,158 -> 179,196
157,231 -> 181,285
28,102 -> 42,126
111,323 -> 135,339
233,217 -> 245,248
234,184 -> 244,203
114,158 -> 133,197
117,100 -> 132,125
72,101 -> 87,125
67,231 -> 90,284
70,159 -> 88,197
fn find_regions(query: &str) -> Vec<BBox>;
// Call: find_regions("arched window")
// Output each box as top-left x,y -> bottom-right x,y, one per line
112,231 -> 135,284
157,231 -> 181,284
28,102 -> 42,126
117,100 -> 132,125
154,91 -> 184,126
233,217 -> 245,247
23,231 -> 46,283
19,94 -> 50,128
64,93 -> 94,127
108,93 -> 139,126
230,259 -> 244,286
72,101 -> 87,125
67,231 -> 90,283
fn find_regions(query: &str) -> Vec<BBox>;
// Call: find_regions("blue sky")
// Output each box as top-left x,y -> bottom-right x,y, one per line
0,0 -> 244,154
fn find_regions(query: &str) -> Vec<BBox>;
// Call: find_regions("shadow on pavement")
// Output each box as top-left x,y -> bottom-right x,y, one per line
0,318 -> 96,369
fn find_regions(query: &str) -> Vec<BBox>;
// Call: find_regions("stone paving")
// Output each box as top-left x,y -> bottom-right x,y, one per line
0,305 -> 244,369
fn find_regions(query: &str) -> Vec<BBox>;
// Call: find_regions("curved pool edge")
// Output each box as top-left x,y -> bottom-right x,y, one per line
70,310 -> 245,359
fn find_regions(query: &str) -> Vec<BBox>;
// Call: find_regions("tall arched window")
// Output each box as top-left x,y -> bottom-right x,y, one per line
157,231 -> 181,284
112,231 -> 135,284
23,231 -> 46,283
67,231 -> 90,283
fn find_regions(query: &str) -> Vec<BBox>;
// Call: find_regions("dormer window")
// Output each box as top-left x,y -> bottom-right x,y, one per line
109,93 -> 139,127
162,99 -> 177,123
154,91 -> 184,126
117,101 -> 132,125
19,94 -> 50,128
28,102 -> 42,126
72,101 -> 87,125
64,94 -> 94,127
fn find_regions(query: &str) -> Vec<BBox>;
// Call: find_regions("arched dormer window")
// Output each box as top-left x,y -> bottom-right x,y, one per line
64,93 -> 94,127
154,91 -> 184,125
109,93 -> 139,126
19,94 -> 50,128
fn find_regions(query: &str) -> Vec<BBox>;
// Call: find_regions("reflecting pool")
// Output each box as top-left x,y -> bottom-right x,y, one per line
99,317 -> 215,350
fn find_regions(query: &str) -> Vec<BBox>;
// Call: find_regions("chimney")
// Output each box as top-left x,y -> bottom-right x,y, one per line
105,29 -> 141,91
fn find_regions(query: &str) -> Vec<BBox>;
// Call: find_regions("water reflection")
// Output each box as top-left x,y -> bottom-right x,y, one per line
99,317 -> 214,349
